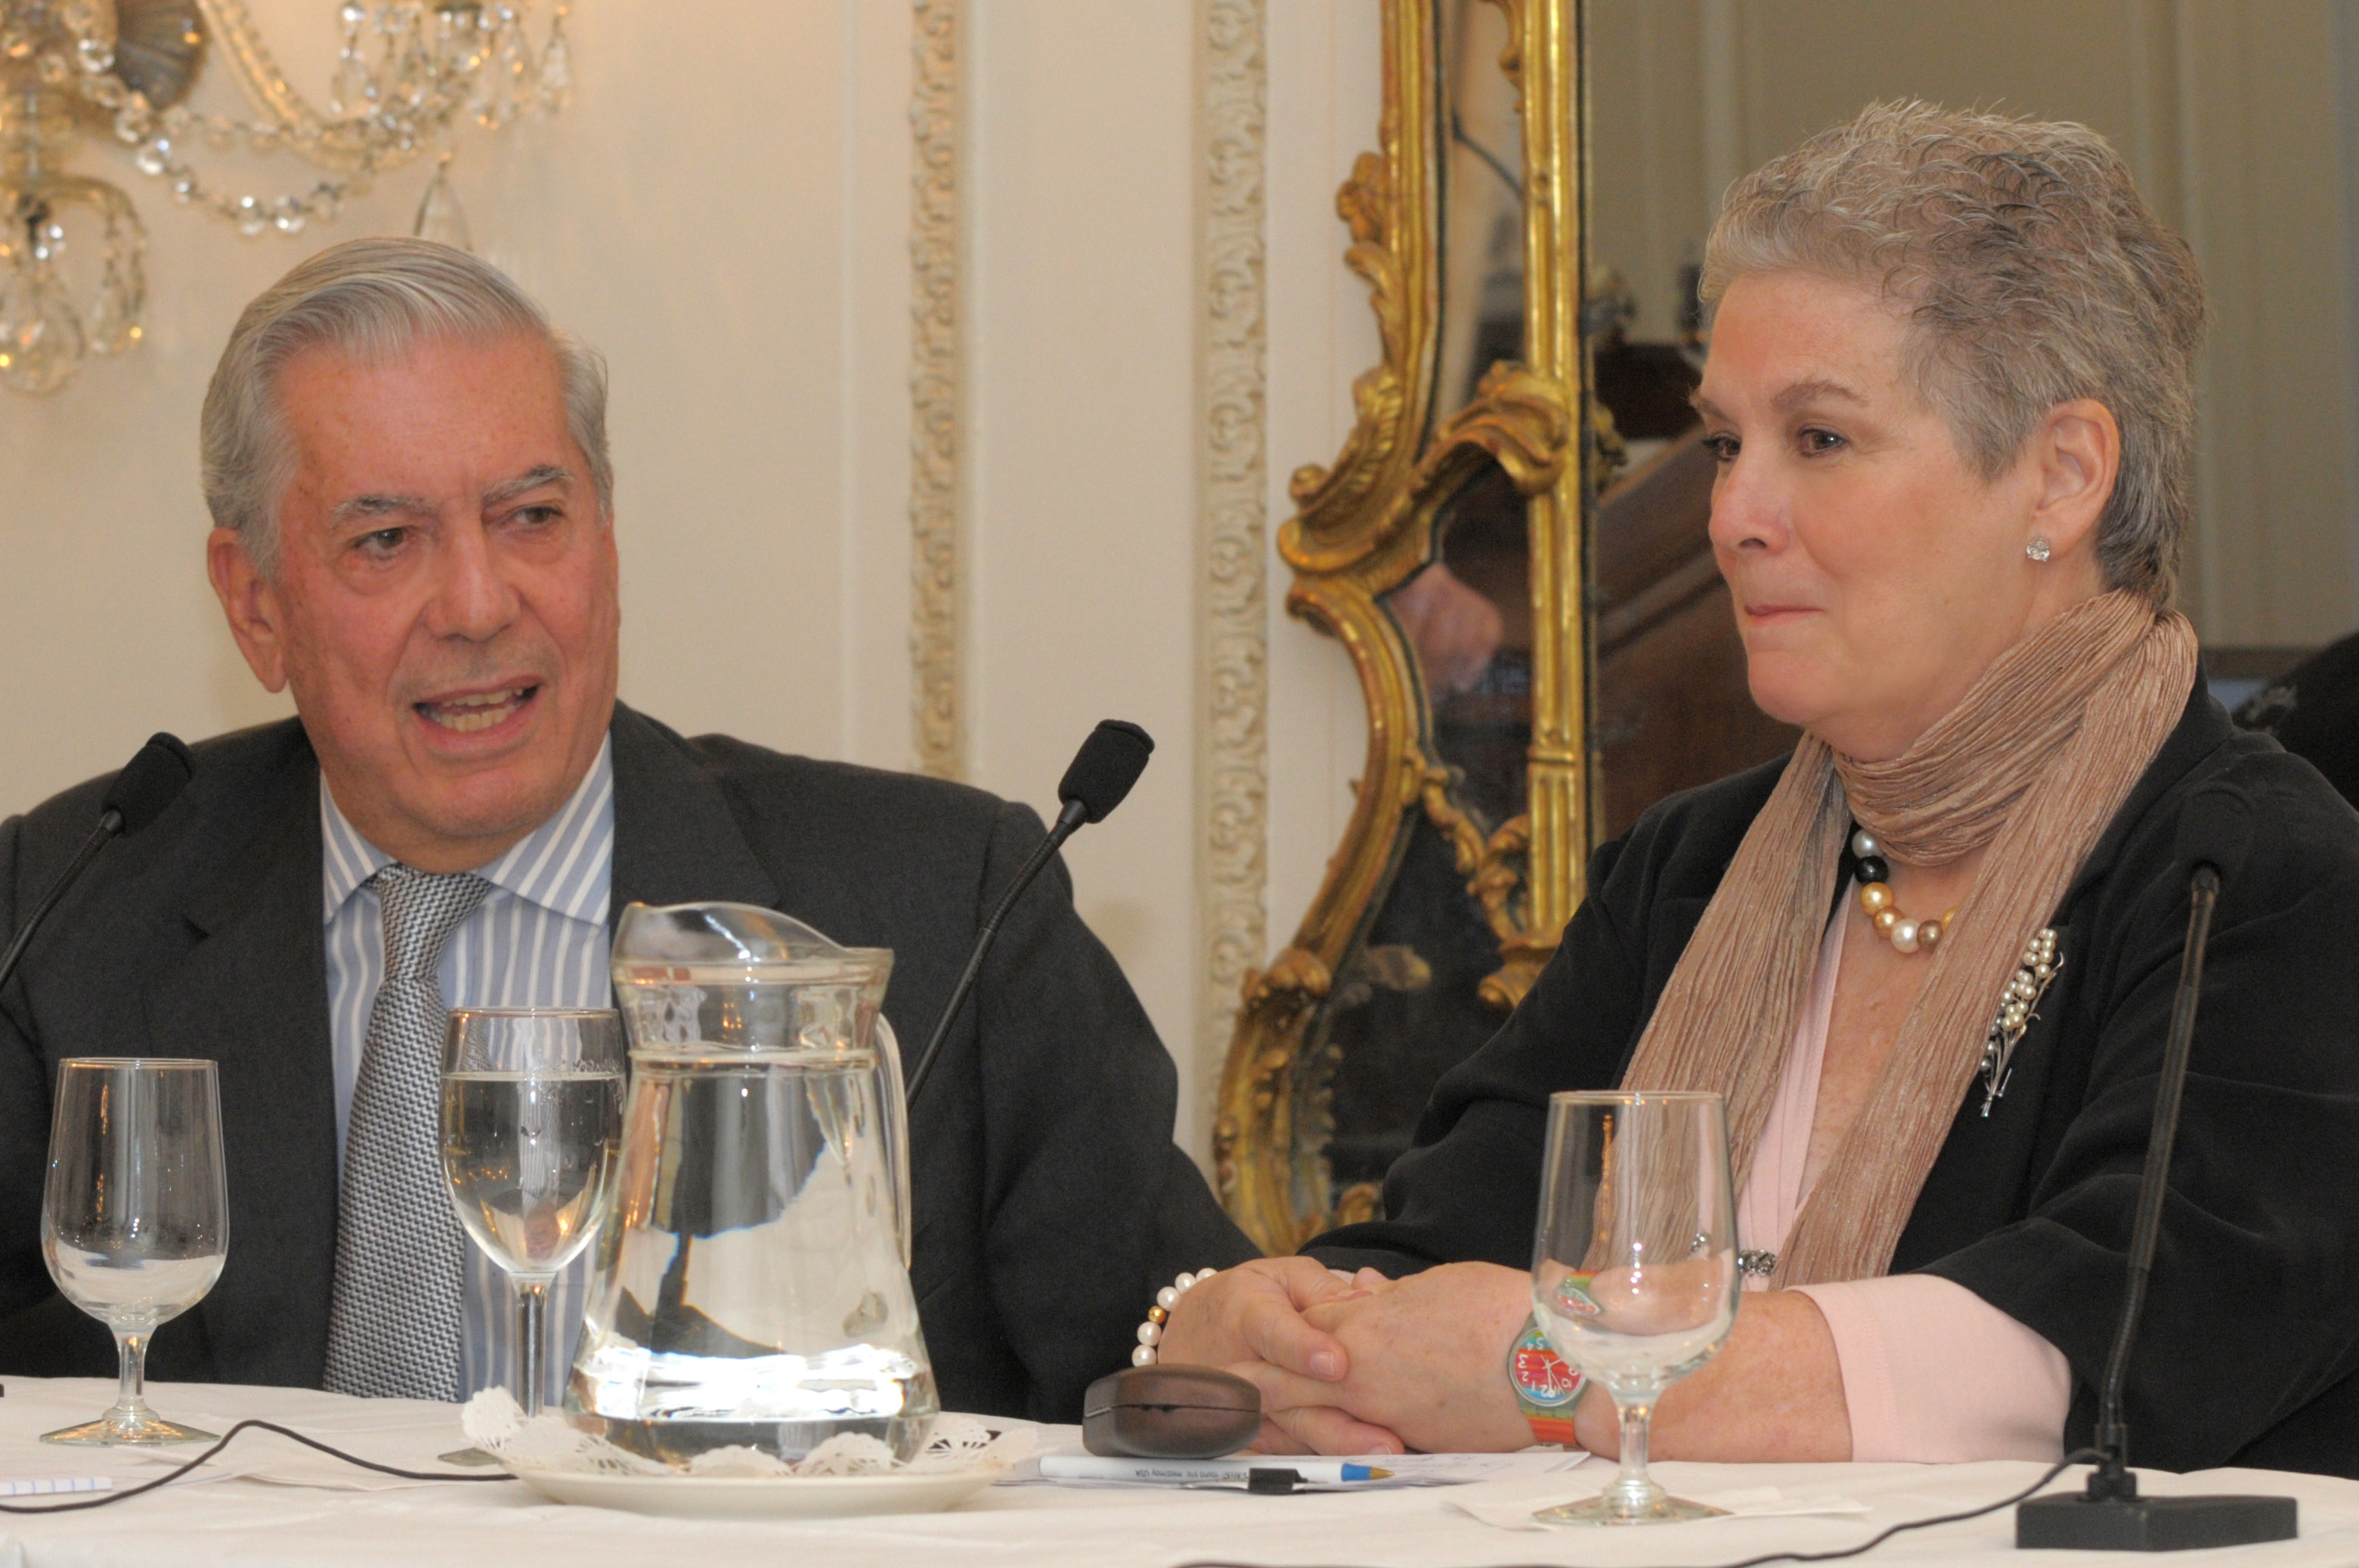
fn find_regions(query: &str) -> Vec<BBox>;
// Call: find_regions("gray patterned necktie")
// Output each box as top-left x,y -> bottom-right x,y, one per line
323,864 -> 491,1401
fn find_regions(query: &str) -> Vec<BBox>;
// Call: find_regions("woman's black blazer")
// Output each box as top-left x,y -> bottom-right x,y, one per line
1311,679 -> 2359,1477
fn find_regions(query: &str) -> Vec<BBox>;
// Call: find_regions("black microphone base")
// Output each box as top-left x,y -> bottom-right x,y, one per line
2016,1492 -> 2296,1551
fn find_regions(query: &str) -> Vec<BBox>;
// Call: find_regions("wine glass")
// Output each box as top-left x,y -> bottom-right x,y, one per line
40,1058 -> 228,1446
1530,1090 -> 1738,1525
439,1008 -> 625,1417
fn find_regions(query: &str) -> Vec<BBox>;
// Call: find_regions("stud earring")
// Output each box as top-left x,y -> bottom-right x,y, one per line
2026,537 -> 2052,563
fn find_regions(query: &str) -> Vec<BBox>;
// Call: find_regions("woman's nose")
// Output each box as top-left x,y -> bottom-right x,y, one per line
1707,450 -> 1788,556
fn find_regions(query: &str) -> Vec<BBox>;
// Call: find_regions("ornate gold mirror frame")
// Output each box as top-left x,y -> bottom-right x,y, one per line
1215,0 -> 1598,1252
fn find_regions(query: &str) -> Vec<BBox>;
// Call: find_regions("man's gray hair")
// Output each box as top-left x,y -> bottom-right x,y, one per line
201,237 -> 612,575
1701,101 -> 2206,605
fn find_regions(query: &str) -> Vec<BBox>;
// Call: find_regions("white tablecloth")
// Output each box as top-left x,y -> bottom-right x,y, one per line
4,1377 -> 2356,1566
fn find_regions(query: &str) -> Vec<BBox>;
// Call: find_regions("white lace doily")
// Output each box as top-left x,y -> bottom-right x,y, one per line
461,1391 -> 1031,1480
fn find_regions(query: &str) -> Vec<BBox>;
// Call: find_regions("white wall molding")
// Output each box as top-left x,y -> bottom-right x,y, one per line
911,0 -> 964,780
1198,0 -> 1270,1134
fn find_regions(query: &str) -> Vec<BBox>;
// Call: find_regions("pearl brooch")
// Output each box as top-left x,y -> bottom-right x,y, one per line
1850,826 -> 1957,956
1981,929 -> 2062,1115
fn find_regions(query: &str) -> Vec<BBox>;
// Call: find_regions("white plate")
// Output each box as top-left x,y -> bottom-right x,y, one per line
508,1465 -> 1002,1518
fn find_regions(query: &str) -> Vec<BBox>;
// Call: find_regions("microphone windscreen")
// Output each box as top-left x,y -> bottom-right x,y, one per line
1057,720 -> 1155,824
2175,778 -> 2255,883
102,732 -> 196,837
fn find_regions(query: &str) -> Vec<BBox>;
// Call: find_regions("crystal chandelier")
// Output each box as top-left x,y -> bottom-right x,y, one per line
0,0 -> 570,396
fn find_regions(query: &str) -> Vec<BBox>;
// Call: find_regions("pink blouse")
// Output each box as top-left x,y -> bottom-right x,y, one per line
1735,900 -> 2074,1463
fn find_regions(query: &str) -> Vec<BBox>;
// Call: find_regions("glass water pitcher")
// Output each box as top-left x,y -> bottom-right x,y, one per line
568,902 -> 937,1464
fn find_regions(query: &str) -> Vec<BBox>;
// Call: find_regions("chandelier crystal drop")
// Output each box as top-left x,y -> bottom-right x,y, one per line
0,0 -> 571,395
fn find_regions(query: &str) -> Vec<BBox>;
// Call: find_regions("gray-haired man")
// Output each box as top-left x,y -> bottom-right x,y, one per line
0,238 -> 1254,1420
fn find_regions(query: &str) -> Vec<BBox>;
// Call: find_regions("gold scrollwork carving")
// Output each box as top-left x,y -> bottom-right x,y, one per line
1215,0 -> 1590,1254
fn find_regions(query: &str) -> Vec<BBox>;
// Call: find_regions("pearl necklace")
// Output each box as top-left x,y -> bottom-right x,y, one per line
1850,827 -> 1958,956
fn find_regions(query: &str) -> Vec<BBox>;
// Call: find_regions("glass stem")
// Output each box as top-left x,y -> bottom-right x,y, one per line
512,1276 -> 553,1418
1602,1390 -> 1667,1518
110,1328 -> 154,1431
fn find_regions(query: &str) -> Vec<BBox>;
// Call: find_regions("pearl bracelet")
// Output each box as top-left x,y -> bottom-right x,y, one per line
1132,1266 -> 1218,1366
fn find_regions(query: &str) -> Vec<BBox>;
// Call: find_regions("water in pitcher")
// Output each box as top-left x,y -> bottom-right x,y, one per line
571,906 -> 936,1466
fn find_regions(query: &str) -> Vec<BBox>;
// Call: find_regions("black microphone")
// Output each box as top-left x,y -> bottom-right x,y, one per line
0,734 -> 196,996
903,721 -> 1154,1106
2018,779 -> 2296,1551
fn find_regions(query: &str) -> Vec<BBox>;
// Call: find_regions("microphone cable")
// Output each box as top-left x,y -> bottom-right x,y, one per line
0,1418 -> 513,1514
5,1427 -> 2115,1563
1170,1448 -> 2110,1568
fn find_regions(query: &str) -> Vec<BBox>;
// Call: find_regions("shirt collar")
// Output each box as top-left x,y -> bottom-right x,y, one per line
319,737 -> 615,926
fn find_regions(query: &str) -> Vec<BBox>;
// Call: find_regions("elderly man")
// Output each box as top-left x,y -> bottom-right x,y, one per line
0,238 -> 1253,1421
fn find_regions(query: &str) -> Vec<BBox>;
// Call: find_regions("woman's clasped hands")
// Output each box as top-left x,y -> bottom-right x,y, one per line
1156,1256 -> 1533,1455
1160,1256 -> 1857,1460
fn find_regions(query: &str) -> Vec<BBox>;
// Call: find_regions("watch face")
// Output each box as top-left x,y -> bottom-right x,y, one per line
1510,1329 -> 1583,1408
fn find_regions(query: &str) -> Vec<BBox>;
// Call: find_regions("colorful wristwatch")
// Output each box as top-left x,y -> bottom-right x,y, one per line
1505,1313 -> 1584,1447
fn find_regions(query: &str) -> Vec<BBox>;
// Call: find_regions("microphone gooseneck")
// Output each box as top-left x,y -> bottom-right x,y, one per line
2091,778 -> 2256,1483
0,733 -> 196,997
2017,778 -> 2294,1551
904,721 -> 1156,1107
2089,882 -> 2216,1489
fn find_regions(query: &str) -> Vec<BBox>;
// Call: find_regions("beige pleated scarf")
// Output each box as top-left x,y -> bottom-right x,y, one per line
1618,589 -> 2198,1286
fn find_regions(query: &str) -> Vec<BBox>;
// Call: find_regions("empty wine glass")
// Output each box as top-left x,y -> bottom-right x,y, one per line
439,1008 -> 625,1417
1530,1090 -> 1738,1525
41,1058 -> 228,1446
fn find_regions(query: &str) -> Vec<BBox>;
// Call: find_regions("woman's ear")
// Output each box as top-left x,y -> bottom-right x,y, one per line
2029,397 -> 2121,560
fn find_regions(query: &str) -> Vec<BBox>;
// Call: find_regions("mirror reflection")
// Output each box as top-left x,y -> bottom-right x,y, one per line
1394,463 -> 1531,832
1325,462 -> 1540,1216
1435,0 -> 1525,419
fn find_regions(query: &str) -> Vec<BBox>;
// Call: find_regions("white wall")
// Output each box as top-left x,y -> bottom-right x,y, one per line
963,0 -> 1201,1146
961,0 -> 1376,1157
1262,0 -> 1380,1050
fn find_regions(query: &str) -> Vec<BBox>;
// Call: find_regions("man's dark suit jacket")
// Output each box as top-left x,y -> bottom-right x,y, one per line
2234,627 -> 2359,809
1311,682 -> 2359,1477
0,704 -> 1256,1421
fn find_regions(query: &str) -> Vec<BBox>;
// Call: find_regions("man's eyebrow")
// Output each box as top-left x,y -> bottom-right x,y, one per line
330,493 -> 435,529
482,465 -> 573,510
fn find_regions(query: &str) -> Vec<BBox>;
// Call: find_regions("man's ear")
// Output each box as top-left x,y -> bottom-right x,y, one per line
207,527 -> 291,693
2029,397 -> 2121,559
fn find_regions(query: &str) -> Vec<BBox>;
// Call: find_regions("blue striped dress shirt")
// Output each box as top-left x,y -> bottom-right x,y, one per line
320,738 -> 615,1404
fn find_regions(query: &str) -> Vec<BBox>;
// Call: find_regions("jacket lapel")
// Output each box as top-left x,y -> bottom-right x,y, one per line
141,740 -> 340,1387
608,704 -> 781,917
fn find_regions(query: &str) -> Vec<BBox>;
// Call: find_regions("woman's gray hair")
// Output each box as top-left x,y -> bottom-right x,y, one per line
201,237 -> 612,575
1701,101 -> 2205,605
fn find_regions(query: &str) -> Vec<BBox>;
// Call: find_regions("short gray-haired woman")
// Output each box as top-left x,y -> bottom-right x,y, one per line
1162,101 -> 2359,1475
